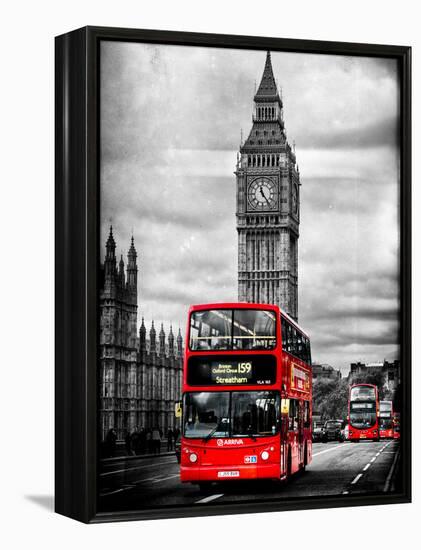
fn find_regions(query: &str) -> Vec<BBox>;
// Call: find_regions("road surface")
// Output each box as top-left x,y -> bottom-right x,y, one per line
98,439 -> 400,512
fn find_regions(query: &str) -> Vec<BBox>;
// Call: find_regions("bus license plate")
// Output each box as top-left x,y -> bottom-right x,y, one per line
218,471 -> 240,478
244,455 -> 257,463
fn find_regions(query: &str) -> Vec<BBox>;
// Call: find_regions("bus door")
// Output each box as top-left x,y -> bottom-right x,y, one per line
298,401 -> 305,466
288,399 -> 299,473
280,397 -> 289,475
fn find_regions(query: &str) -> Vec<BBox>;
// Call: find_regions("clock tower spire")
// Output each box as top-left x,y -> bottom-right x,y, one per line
235,51 -> 300,320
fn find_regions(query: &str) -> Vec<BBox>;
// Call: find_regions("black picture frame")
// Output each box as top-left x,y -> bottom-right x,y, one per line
55,25 -> 411,523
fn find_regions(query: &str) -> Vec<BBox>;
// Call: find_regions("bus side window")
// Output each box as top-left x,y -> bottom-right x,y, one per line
287,323 -> 293,354
296,331 -> 303,359
289,399 -> 299,431
282,317 -> 311,364
288,399 -> 294,430
281,318 -> 287,351
303,401 -> 310,428
302,337 -> 308,363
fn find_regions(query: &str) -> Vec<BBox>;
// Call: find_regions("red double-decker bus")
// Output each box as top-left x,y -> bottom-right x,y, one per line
379,400 -> 394,439
393,412 -> 401,439
179,303 -> 312,488
348,384 -> 379,442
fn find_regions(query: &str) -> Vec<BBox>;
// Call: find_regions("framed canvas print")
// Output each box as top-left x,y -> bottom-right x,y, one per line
55,26 -> 411,523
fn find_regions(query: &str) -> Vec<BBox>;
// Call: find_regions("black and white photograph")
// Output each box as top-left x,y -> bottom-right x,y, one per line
97,40 -> 405,513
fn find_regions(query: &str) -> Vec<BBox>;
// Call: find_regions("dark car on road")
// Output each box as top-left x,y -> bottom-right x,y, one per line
312,421 -> 324,442
322,420 -> 345,443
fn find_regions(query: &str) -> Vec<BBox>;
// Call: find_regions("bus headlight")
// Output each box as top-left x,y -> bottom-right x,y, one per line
261,450 -> 270,461
189,452 -> 198,463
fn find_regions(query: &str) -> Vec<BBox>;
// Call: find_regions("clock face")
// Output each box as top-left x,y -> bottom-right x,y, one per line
247,177 -> 278,211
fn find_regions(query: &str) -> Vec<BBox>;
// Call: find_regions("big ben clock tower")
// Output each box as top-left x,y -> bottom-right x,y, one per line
235,51 -> 300,320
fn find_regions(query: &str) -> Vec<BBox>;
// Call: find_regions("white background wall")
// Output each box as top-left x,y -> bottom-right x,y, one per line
0,0 -> 418,548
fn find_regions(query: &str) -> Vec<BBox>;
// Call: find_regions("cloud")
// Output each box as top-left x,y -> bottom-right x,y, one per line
298,117 -> 398,150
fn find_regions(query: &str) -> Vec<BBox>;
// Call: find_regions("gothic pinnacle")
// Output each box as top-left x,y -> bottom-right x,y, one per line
106,225 -> 116,248
255,50 -> 278,99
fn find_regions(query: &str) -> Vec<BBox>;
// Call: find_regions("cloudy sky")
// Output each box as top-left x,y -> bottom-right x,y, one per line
100,42 -> 400,374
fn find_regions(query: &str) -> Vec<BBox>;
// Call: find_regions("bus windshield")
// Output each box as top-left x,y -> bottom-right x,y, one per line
350,386 -> 376,401
189,309 -> 276,351
350,402 -> 376,428
350,411 -> 376,429
183,391 -> 280,438
380,402 -> 392,414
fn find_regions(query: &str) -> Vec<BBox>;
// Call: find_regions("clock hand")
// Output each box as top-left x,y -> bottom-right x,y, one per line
260,186 -> 269,203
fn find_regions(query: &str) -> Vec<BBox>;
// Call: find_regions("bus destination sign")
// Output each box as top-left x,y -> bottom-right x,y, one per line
187,355 -> 276,386
211,361 -> 252,384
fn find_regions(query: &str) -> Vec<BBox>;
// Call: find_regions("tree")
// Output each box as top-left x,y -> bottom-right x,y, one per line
312,369 -> 387,423
313,379 -> 348,421
351,370 -> 386,400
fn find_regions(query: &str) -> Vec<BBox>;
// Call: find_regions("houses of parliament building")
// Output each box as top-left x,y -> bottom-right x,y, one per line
99,227 -> 183,441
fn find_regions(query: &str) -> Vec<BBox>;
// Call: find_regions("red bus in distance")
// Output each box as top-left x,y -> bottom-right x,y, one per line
379,400 -> 394,439
348,383 -> 380,442
393,412 -> 401,439
179,303 -> 312,489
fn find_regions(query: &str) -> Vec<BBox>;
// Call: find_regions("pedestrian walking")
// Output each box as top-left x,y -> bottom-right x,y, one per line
146,429 -> 153,454
138,427 -> 147,454
105,428 -> 117,458
152,426 -> 161,454
130,426 -> 139,455
125,429 -> 133,456
167,428 -> 174,451
173,427 -> 180,444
